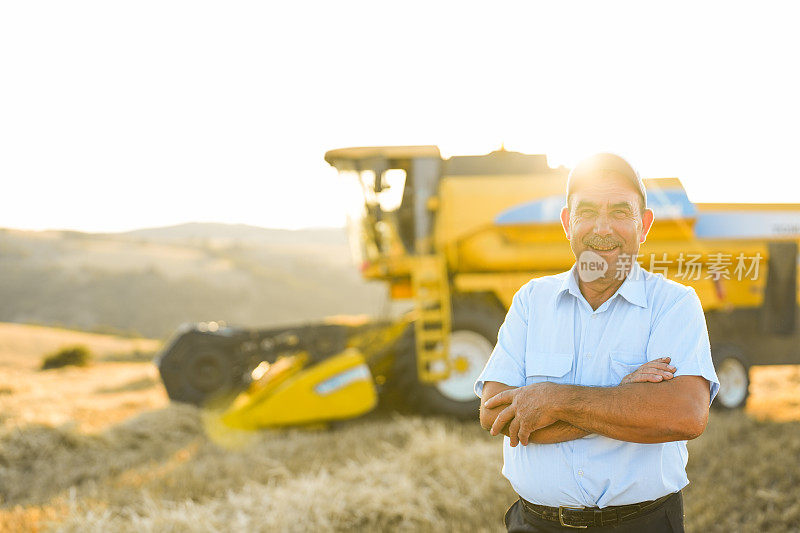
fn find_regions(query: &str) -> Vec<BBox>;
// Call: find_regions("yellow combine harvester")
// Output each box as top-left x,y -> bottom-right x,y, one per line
157,146 -> 800,427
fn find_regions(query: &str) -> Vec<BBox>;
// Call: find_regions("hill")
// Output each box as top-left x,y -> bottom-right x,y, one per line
118,222 -> 348,247
0,224 -> 390,339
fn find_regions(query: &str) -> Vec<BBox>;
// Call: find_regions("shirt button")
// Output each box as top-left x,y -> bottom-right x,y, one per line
578,470 -> 584,476
591,314 -> 599,319
585,353 -> 591,358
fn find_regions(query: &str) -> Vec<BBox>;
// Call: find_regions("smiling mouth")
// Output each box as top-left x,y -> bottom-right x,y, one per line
587,243 -> 619,252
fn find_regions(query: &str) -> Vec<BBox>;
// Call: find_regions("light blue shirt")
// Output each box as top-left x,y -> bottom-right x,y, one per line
474,261 -> 719,508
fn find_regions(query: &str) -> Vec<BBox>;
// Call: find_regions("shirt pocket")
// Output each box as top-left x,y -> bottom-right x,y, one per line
525,352 -> 573,385
609,351 -> 647,384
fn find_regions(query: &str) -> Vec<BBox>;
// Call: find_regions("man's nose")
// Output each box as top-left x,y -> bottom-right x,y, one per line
593,212 -> 613,235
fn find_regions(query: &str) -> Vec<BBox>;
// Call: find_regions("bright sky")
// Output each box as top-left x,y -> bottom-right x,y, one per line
2,2 -> 799,233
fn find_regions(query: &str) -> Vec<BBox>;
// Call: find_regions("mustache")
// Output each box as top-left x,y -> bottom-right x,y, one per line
583,234 -> 621,248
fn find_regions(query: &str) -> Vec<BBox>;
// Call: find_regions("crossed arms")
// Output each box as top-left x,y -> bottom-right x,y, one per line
479,358 -> 711,445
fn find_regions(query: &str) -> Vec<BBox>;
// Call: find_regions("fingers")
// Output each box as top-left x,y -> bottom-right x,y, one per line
633,361 -> 676,378
626,371 -> 671,383
508,418 -> 521,447
628,370 -> 675,383
640,361 -> 676,374
642,358 -> 673,369
644,362 -> 676,372
637,373 -> 667,383
622,358 -> 678,385
491,405 -> 516,436
485,389 -> 514,410
642,368 -> 674,380
519,423 -> 532,446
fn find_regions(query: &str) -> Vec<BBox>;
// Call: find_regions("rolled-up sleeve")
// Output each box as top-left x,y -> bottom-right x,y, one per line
474,283 -> 530,397
646,287 -> 720,405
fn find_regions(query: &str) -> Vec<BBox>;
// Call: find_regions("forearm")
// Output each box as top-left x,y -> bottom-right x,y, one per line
527,421 -> 590,444
553,377 -> 709,443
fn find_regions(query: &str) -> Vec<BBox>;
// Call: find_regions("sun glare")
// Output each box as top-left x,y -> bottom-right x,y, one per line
1,2 -> 799,232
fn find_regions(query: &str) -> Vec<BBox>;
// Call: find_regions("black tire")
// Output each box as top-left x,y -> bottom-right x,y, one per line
711,344 -> 750,410
386,295 -> 506,419
157,331 -> 249,406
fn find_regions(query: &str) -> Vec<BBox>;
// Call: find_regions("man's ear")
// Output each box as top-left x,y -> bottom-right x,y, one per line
639,208 -> 655,243
560,206 -> 571,239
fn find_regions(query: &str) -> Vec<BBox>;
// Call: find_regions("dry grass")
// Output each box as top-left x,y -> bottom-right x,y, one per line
1,323 -> 799,532
2,406 -> 799,532
745,365 -> 800,422
1,408 -> 513,532
0,322 -> 165,433
0,322 -> 160,370
95,377 -> 160,395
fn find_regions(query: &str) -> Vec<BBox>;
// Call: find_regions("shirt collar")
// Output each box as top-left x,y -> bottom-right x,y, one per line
558,263 -> 583,300
558,260 -> 648,309
616,261 -> 648,308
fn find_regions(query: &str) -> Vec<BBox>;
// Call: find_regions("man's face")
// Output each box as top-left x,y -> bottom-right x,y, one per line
560,172 -> 654,282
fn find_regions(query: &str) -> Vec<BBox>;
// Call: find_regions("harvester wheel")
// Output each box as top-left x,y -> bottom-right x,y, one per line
388,296 -> 505,419
158,333 -> 249,407
711,344 -> 750,410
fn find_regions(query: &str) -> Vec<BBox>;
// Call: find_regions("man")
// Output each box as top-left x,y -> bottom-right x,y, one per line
475,153 -> 719,532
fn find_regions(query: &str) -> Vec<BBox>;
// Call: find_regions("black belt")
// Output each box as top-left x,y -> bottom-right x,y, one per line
519,491 -> 677,529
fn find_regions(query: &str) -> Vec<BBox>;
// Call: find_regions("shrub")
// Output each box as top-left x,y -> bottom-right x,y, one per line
41,345 -> 93,370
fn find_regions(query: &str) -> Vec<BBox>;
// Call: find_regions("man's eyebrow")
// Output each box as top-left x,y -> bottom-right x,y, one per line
575,200 -> 599,209
611,202 -> 634,210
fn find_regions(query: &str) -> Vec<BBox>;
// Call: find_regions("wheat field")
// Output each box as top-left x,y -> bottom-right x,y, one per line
1,323 -> 799,532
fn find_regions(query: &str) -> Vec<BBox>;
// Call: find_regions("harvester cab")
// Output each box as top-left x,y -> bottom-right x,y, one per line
324,145 -> 443,261
323,146 -> 574,418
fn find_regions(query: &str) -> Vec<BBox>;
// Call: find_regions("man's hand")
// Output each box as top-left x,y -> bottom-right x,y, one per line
480,381 -> 517,435
485,383 -> 560,446
481,381 -> 589,445
621,357 -> 676,385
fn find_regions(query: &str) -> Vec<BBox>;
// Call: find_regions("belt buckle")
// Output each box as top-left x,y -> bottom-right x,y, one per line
558,506 -> 588,529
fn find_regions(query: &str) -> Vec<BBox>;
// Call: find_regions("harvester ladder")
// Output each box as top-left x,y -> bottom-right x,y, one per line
411,255 -> 451,382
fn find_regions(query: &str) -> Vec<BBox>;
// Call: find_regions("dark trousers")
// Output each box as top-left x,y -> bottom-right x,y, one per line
504,491 -> 684,532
